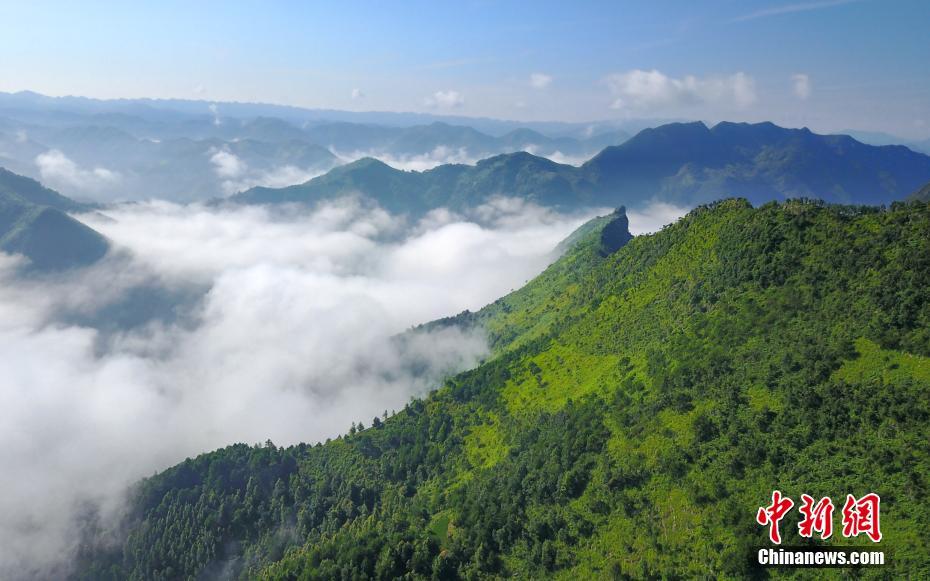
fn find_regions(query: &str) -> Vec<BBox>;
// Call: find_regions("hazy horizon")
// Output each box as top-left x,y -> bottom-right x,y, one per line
2,1 -> 929,139
2,87 -> 928,144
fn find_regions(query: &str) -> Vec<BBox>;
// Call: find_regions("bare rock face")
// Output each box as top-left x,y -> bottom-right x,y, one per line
598,207 -> 632,256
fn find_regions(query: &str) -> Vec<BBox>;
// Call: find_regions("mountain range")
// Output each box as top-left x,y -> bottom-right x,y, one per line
4,90 -> 930,207
0,90 -> 643,139
302,121 -> 628,161
233,121 -> 930,213
74,199 -> 930,579
3,118 -> 930,272
0,91 -> 630,202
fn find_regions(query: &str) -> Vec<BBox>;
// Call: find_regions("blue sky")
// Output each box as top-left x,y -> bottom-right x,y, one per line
1,0 -> 928,137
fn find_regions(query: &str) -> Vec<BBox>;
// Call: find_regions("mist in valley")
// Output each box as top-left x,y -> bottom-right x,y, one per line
0,189 -> 686,575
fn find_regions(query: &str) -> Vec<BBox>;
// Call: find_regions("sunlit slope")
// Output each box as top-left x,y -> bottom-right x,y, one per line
77,199 -> 930,579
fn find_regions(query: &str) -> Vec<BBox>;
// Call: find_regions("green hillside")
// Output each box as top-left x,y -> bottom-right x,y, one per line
0,169 -> 108,270
76,199 -> 930,579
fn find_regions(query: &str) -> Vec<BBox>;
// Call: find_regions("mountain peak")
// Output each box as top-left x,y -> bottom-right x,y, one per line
340,156 -> 398,172
625,121 -> 710,143
586,120 -> 715,169
598,207 -> 632,256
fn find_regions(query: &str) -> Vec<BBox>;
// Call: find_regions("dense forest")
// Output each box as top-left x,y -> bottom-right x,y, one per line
75,198 -> 930,579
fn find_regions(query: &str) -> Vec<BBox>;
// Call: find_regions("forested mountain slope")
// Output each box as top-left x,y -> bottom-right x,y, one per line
76,199 -> 930,579
0,168 -> 108,270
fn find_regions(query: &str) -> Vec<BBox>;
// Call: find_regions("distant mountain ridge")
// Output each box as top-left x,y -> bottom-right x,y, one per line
585,121 -> 930,206
308,121 -> 629,161
0,91 -> 628,202
0,168 -> 108,270
231,152 -> 591,215
0,90 -> 644,138
231,121 -> 930,213
0,123 -> 340,202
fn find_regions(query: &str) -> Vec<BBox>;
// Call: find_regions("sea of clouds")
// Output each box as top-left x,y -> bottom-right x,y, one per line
0,196 -> 686,577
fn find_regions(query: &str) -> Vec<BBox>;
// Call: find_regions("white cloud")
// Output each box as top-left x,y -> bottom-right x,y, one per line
351,88 -> 365,99
530,72 -> 553,89
626,201 -> 690,235
208,103 -> 221,126
209,148 -> 245,179
209,148 -> 328,195
224,165 -> 329,195
0,198 -> 602,575
792,73 -> 812,100
424,90 -> 465,109
606,69 -> 757,111
34,150 -> 121,195
732,0 -> 862,22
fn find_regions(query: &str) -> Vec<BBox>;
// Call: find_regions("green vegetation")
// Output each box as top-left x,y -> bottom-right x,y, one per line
0,169 -> 108,270
76,199 -> 930,579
